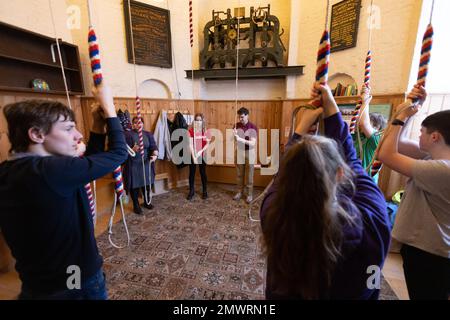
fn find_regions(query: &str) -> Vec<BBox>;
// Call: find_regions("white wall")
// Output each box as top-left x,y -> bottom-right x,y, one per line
2,0 -> 430,100
291,0 -> 423,98
67,0 -> 193,99
0,0 -> 72,42
67,0 -> 292,100
408,0 -> 450,94
200,78 -> 286,101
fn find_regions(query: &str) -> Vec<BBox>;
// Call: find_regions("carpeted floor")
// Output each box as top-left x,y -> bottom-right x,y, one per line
96,184 -> 397,300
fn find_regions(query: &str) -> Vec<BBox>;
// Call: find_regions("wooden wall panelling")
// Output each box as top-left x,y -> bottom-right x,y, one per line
200,100 -> 283,187
202,100 -> 283,165
81,97 -> 195,190
206,164 -> 274,188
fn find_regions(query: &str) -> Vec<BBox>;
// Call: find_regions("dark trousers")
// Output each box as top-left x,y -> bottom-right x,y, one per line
130,185 -> 151,208
401,244 -> 450,300
189,162 -> 207,192
19,269 -> 107,300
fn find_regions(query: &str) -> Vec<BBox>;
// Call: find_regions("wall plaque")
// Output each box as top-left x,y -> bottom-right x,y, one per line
330,0 -> 362,52
124,0 -> 172,68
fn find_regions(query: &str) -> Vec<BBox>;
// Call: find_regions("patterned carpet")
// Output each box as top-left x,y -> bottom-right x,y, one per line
96,184 -> 397,300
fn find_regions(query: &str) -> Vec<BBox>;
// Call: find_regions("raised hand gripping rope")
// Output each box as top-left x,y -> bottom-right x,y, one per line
309,29 -> 331,109
370,22 -> 433,177
88,0 -> 130,248
349,50 -> 372,134
249,1 -> 331,221
49,0 -> 97,225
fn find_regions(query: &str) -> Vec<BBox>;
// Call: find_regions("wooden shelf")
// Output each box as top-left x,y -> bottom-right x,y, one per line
334,95 -> 361,103
0,54 -> 79,72
0,21 -> 84,95
334,95 -> 359,99
0,86 -> 81,96
186,66 -> 305,81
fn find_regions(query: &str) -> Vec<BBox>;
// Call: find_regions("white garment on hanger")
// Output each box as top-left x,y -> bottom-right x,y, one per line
153,111 -> 172,160
184,114 -> 194,126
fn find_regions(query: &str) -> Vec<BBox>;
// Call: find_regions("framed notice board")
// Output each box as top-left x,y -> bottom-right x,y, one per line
369,104 -> 392,120
124,0 -> 172,68
339,103 -> 393,126
330,0 -> 362,53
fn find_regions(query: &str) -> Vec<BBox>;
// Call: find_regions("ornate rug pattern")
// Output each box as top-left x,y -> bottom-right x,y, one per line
96,184 -> 397,300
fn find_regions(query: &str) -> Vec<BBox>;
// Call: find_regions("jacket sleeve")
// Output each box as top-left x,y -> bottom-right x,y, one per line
41,118 -> 129,195
324,113 -> 390,254
146,131 -> 158,153
85,132 -> 106,155
163,113 -> 173,160
154,113 -> 166,160
124,131 -> 135,148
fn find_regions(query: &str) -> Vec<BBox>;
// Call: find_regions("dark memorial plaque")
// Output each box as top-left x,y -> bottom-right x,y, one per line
330,0 -> 361,52
124,0 -> 172,68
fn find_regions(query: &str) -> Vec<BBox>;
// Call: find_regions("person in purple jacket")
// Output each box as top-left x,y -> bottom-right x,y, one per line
260,84 -> 390,300
123,117 -> 158,214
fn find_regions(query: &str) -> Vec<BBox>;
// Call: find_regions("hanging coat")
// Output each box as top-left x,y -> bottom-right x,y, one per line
154,111 -> 172,160
168,112 -> 189,169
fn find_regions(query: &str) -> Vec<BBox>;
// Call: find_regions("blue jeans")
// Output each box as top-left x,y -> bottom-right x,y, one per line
19,269 -> 108,300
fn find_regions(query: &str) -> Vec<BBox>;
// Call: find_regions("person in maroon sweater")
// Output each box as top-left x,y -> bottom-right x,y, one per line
233,107 -> 258,204
260,84 -> 390,299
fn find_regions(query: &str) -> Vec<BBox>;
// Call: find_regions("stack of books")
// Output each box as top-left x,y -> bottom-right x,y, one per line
332,83 -> 358,97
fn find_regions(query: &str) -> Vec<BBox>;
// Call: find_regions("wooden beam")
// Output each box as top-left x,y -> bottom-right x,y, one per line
185,66 -> 305,81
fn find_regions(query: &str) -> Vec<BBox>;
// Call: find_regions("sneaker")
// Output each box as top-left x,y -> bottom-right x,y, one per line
143,202 -> 154,210
233,192 -> 242,201
187,190 -> 195,201
246,195 -> 253,204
